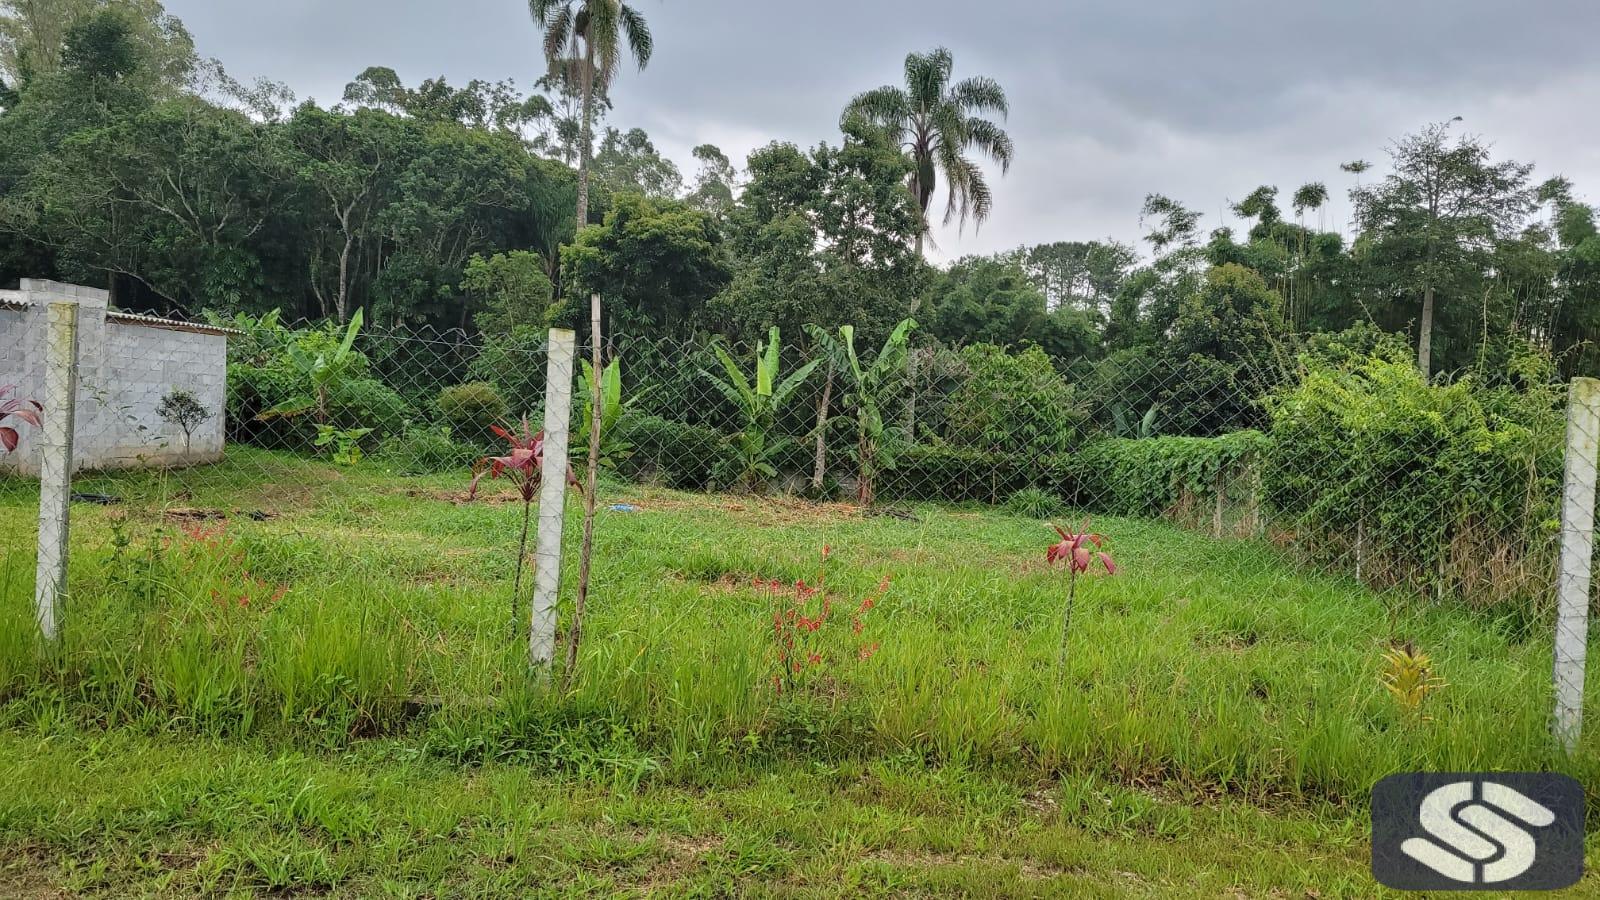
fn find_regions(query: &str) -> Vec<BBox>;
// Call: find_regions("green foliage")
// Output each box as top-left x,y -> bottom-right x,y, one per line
259,309 -> 366,423
842,46 -> 1012,244
923,254 -> 1099,363
466,327 -> 547,418
806,319 -> 916,505
1263,353 -> 1563,609
156,388 -> 210,450
223,311 -> 406,452
435,382 -> 507,445
880,445 -> 1075,505
377,425 -> 477,475
560,192 -> 730,338
610,414 -> 727,490
314,425 -> 373,466
1075,432 -> 1271,519
463,251 -> 556,335
1007,487 -> 1063,519
574,357 -> 637,469
941,343 -> 1081,455
701,327 -> 819,490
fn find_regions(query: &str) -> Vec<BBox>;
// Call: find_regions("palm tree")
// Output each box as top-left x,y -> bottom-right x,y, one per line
528,0 -> 653,230
843,47 -> 1013,270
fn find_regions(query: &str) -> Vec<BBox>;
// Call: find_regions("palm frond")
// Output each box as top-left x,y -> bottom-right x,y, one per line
842,86 -> 910,140
534,2 -> 573,64
905,48 -> 953,110
964,116 -> 1014,173
618,3 -> 653,68
951,76 -> 1008,117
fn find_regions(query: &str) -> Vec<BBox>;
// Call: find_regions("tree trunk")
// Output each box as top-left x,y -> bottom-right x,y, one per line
336,234 -> 353,323
566,292 -> 604,686
811,363 -> 833,490
1417,283 -> 1435,377
575,41 -> 596,231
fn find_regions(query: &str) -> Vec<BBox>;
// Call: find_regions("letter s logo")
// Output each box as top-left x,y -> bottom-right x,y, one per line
1401,781 -> 1557,884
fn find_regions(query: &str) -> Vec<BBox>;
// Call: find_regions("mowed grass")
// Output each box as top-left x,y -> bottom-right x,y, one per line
1,447 -> 1598,896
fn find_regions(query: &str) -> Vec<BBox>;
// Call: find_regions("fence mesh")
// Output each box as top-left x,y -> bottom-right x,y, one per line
0,301 -> 1596,759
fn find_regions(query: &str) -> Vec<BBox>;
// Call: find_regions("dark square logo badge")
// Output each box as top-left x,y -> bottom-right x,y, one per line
1372,773 -> 1584,891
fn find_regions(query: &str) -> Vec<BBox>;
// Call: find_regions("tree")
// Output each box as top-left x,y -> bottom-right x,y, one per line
685,143 -> 736,217
560,192 -> 729,339
1022,240 -> 1138,314
1352,121 -> 1534,376
1,0 -> 193,91
464,250 -> 556,335
924,253 -> 1099,364
527,0 -> 653,231
590,125 -> 680,199
842,46 -> 1012,265
342,66 -> 551,134
285,104 -> 391,322
156,387 -> 209,453
709,133 -> 924,345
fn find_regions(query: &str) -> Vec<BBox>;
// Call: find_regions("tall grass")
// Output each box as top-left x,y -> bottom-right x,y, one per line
0,451 -> 1596,809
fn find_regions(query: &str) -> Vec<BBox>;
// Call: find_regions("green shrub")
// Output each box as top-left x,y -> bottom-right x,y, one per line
1006,487 -> 1063,519
378,425 -> 478,475
941,344 -> 1082,455
882,445 -> 1077,505
611,414 -> 728,490
1075,431 -> 1271,519
436,382 -> 508,444
326,377 -> 408,436
1262,353 -> 1562,611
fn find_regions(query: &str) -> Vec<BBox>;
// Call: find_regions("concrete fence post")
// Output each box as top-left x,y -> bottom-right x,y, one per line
530,328 -> 576,670
34,300 -> 79,642
1554,376 -> 1600,753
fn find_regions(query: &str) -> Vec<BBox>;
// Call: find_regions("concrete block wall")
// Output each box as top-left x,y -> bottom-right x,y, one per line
0,279 -> 230,476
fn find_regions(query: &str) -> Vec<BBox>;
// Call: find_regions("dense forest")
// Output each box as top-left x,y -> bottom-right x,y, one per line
3,0 -> 1599,394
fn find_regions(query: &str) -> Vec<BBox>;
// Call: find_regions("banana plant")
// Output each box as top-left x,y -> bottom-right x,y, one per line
805,318 -> 916,506
702,326 -> 819,491
572,357 -> 641,469
258,309 -> 365,425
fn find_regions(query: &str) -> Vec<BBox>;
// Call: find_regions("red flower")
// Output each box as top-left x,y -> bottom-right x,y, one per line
807,653 -> 823,666
1047,519 -> 1116,575
858,643 -> 880,661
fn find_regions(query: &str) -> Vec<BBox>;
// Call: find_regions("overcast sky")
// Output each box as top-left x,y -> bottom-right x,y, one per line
167,0 -> 1600,261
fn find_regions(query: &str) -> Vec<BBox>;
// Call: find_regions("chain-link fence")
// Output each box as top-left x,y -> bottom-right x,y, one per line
1,279 -> 1596,752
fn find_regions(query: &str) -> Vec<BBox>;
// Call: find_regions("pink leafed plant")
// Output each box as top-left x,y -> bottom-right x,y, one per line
468,417 -> 580,636
0,384 -> 42,453
1047,519 -> 1117,662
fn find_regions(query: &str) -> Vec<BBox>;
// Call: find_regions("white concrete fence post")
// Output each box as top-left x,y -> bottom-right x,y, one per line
1554,376 -> 1600,753
530,328 -> 576,670
34,300 -> 80,642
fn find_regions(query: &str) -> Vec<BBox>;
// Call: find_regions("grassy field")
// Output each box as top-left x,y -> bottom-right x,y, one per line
1,447 -> 1597,896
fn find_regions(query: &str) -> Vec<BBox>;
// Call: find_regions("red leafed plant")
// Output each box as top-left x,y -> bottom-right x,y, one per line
758,545 -> 888,695
468,417 -> 580,636
0,384 -> 43,453
1047,519 -> 1116,662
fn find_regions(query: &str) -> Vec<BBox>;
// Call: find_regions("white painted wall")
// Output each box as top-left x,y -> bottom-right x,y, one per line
0,280 -> 230,476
